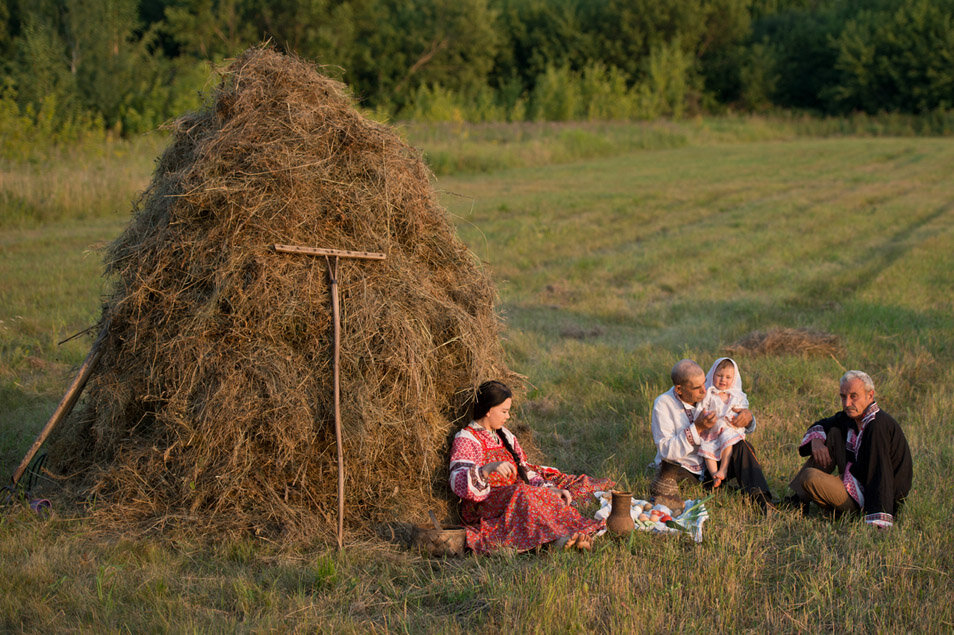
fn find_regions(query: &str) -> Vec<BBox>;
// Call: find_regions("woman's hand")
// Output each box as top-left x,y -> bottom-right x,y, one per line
556,488 -> 572,505
481,461 -> 516,480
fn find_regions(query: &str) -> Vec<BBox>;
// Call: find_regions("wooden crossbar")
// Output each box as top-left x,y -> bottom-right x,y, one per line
273,244 -> 385,260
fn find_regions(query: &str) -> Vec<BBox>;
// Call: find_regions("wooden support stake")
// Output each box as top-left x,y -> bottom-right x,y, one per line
274,244 -> 385,550
10,322 -> 109,490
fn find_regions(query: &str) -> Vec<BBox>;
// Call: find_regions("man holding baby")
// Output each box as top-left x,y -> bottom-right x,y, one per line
649,358 -> 774,512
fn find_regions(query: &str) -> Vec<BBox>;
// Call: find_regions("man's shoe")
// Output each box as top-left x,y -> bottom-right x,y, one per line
754,493 -> 776,516
778,494 -> 810,516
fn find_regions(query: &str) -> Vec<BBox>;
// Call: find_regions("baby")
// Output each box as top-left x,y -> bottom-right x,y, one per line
699,357 -> 749,487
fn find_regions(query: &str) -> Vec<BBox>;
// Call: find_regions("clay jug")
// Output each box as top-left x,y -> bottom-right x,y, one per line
606,490 -> 635,535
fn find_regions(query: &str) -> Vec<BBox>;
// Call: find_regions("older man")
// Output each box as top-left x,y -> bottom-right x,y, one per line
788,370 -> 912,528
649,359 -> 773,511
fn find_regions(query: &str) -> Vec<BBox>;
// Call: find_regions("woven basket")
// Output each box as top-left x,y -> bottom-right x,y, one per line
411,524 -> 467,557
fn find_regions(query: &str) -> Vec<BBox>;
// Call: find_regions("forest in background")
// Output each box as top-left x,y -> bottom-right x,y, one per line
2,0 -> 954,153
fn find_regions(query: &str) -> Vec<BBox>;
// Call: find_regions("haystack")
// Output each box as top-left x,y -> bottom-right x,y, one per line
48,47 -> 517,538
725,327 -> 842,357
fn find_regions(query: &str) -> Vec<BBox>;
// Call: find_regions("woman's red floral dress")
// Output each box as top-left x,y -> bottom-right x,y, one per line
449,423 -> 613,553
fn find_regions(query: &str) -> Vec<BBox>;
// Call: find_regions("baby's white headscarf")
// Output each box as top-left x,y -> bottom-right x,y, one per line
705,357 -> 744,393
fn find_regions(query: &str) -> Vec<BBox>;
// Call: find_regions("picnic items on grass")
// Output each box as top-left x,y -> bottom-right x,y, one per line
594,491 -> 710,542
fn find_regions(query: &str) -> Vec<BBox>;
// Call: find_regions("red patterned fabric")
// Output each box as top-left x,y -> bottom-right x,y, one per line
800,424 -> 827,447
451,424 -> 613,554
530,465 -> 612,503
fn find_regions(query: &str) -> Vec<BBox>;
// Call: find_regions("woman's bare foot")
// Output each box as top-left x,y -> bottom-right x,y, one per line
553,532 -> 593,551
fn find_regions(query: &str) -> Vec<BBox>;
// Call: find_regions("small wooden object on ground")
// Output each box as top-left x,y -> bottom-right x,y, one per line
412,511 -> 467,557
271,243 -> 385,550
606,490 -> 635,535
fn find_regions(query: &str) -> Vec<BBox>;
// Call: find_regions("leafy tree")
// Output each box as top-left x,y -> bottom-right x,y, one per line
11,3 -> 76,118
253,0 -> 343,61
390,0 -> 500,97
735,40 -> 779,110
745,0 -> 847,110
827,0 -> 954,113
7,0 -> 954,130
5,0 -> 211,135
64,0 -> 144,128
582,0 -> 749,79
493,0 -> 592,92
161,0 -> 258,59
329,0 -> 501,110
0,0 -> 14,62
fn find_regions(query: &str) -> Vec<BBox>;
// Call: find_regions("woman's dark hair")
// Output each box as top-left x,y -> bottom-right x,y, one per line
473,380 -> 528,483
473,380 -> 512,421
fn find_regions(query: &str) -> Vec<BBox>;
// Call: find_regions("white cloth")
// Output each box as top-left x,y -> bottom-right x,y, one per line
700,385 -> 748,424
651,387 -> 705,474
698,386 -> 748,460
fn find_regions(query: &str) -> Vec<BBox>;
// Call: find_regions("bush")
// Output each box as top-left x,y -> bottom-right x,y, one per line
402,83 -> 508,123
529,64 -> 583,121
580,63 -> 635,120
0,81 -> 107,161
528,63 -> 642,122
634,39 -> 693,119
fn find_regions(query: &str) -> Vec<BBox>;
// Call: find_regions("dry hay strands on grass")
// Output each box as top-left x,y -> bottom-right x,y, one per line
45,45 -> 523,541
726,327 -> 842,358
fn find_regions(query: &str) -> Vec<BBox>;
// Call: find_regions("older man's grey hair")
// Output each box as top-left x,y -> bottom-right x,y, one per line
841,370 -> 875,392
671,359 -> 704,386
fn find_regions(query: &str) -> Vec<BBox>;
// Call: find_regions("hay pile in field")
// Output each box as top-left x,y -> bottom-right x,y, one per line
726,327 -> 841,357
48,47 -> 517,538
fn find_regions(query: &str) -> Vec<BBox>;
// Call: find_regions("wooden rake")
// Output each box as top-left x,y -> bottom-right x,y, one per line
272,243 -> 386,549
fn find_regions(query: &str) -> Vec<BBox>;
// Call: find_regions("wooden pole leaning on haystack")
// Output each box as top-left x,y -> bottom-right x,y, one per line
8,321 -> 110,492
272,244 -> 385,549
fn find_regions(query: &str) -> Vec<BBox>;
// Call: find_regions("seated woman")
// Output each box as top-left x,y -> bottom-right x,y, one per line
449,380 -> 613,554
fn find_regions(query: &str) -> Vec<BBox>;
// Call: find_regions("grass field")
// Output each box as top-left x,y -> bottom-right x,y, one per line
2,121 -> 953,631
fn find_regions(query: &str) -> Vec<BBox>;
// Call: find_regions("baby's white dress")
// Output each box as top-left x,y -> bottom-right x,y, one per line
698,386 -> 748,461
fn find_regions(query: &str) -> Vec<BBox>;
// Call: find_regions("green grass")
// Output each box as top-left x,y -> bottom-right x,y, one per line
0,134 -> 164,229
2,121 -> 953,631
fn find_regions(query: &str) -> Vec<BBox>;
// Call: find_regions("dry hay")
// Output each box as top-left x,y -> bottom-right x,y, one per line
47,47 -> 518,539
725,327 -> 842,357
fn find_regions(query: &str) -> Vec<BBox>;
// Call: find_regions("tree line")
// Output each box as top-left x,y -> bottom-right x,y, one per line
2,0 -> 953,139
